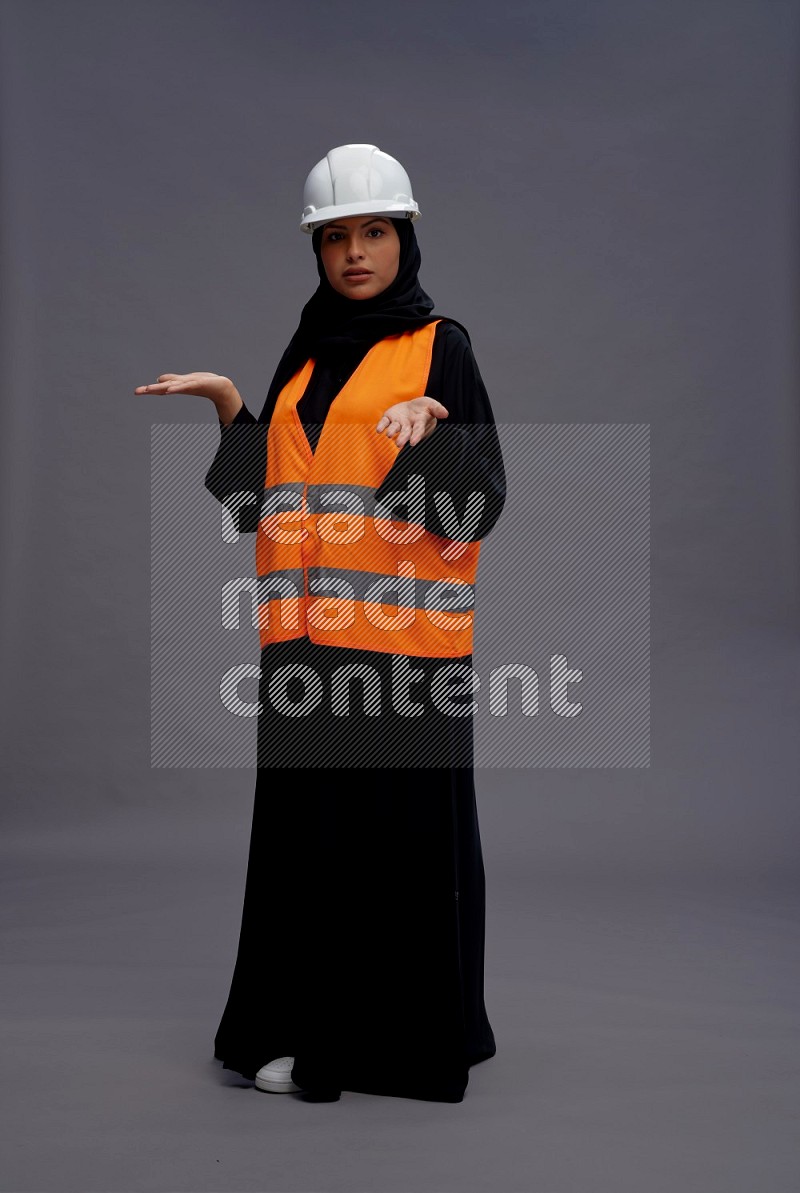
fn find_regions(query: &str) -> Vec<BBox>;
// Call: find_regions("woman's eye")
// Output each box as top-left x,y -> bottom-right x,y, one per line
325,228 -> 382,243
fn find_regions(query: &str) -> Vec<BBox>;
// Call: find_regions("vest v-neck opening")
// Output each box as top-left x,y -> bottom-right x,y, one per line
294,337 -> 401,467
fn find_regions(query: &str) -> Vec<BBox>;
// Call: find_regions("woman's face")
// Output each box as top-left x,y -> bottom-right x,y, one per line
318,216 -> 400,300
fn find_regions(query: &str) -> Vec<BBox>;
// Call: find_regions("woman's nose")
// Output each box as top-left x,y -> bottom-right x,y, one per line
345,239 -> 365,260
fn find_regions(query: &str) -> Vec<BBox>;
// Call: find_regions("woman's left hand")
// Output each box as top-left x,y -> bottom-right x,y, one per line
376,396 -> 449,448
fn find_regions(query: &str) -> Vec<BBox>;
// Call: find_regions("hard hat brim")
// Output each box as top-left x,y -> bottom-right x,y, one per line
300,200 -> 420,234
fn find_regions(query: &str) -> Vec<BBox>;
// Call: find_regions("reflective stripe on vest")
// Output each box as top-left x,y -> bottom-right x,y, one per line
255,320 -> 482,657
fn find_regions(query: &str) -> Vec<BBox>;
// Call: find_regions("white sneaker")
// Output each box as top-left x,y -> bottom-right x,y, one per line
254,1056 -> 302,1093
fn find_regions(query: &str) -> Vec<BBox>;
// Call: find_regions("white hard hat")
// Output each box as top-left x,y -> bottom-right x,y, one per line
300,143 -> 420,234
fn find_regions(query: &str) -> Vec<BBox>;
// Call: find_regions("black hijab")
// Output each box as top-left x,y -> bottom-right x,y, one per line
255,217 -> 469,423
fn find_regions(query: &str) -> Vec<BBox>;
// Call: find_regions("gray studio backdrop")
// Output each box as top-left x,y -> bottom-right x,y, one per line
1,2 -> 798,1191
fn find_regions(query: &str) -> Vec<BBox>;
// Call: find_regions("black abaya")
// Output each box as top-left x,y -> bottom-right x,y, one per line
207,319 -> 505,1102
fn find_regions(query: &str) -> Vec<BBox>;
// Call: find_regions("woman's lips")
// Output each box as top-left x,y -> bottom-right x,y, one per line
343,271 -> 372,280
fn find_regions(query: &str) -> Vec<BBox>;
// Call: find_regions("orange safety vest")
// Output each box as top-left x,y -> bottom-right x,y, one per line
254,319 -> 482,657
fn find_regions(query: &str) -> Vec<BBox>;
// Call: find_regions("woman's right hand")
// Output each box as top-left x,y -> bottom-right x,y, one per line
134,372 -> 244,424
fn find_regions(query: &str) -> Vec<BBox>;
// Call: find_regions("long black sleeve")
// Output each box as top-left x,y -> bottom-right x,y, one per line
373,321 -> 506,543
204,401 -> 266,534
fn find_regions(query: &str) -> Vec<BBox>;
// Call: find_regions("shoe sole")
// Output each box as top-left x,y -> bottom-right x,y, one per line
255,1075 -> 302,1094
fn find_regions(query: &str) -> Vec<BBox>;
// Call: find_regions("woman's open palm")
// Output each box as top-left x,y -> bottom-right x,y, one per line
134,372 -> 233,402
135,372 -> 243,423
376,396 -> 448,448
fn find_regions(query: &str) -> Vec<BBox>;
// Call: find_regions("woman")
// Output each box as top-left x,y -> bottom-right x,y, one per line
136,144 -> 506,1103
